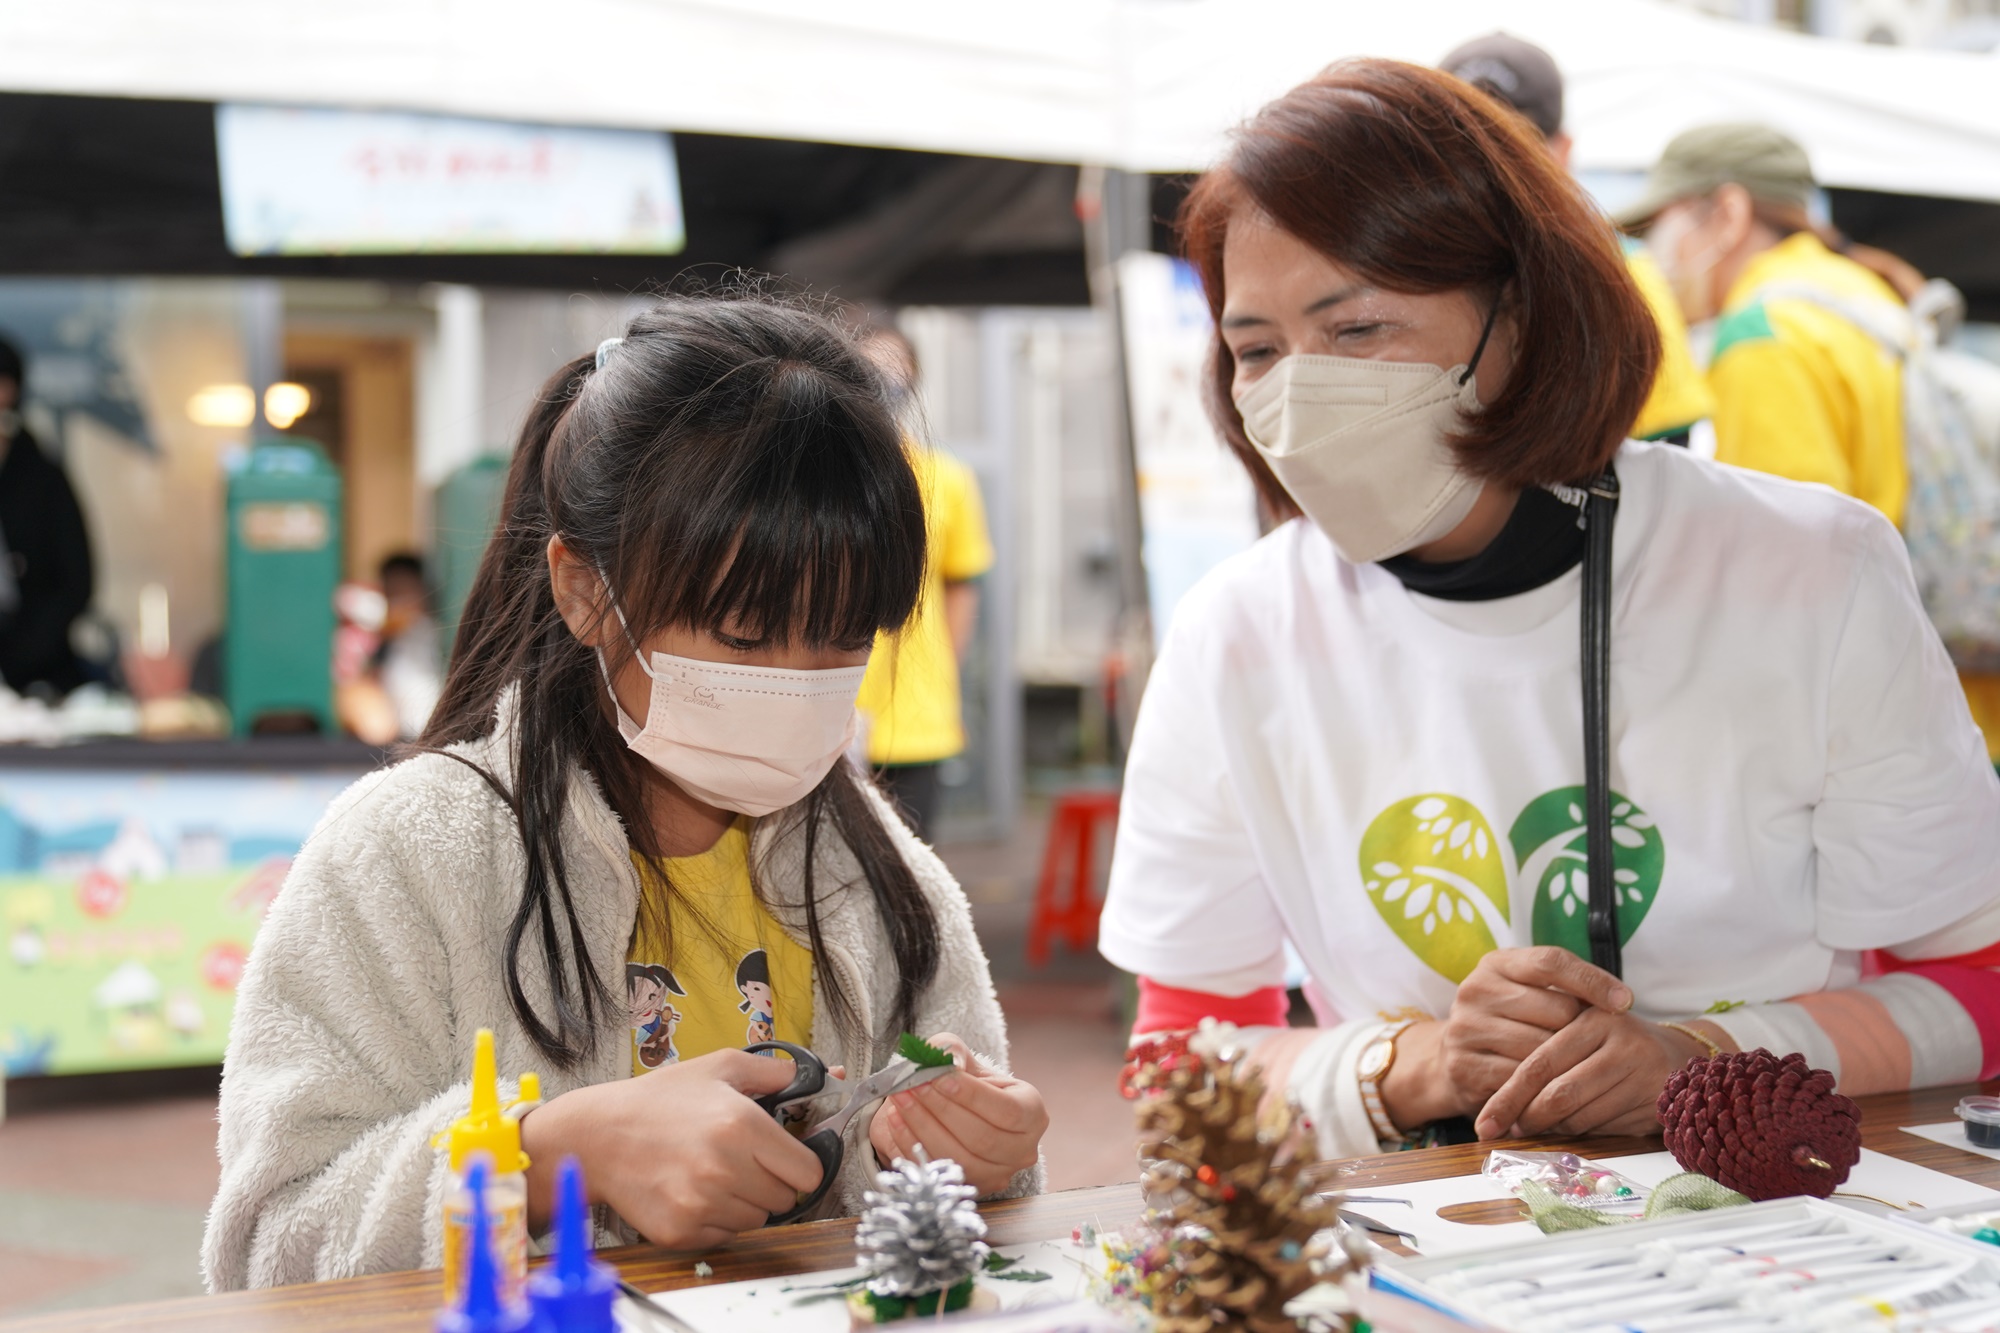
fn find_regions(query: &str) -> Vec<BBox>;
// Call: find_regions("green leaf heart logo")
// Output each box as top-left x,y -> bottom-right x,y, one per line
1357,794 -> 1511,984
1509,787 -> 1664,957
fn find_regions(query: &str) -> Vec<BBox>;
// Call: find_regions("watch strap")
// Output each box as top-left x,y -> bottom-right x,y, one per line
1358,1019 -> 1416,1146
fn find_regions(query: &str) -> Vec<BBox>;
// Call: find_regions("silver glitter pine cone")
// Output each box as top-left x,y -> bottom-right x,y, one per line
854,1152 -> 990,1298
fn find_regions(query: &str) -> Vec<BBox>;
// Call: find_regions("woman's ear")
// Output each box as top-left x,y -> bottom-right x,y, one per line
547,537 -> 611,649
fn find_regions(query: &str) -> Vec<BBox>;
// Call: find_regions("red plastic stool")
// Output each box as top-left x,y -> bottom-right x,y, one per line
1027,789 -> 1120,967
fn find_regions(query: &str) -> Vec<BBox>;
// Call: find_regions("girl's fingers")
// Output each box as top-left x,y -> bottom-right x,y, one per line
708,1194 -> 776,1235
889,1088 -> 1011,1171
876,1100 -> 928,1166
927,1071 -> 1037,1133
748,1119 -> 830,1195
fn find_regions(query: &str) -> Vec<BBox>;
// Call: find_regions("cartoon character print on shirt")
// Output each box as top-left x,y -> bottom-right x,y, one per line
736,948 -> 777,1050
627,962 -> 687,1069
1358,788 -> 1664,983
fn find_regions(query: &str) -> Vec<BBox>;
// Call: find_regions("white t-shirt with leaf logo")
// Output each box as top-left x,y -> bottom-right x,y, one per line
1100,442 -> 2000,1027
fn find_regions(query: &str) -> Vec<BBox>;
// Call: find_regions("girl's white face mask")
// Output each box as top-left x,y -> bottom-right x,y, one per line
598,602 -> 867,817
1233,352 -> 1487,565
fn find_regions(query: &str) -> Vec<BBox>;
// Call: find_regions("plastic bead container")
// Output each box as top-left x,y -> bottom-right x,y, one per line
1957,1095 -> 2000,1148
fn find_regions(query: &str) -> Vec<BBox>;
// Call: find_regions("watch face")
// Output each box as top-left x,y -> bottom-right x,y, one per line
1359,1039 -> 1392,1081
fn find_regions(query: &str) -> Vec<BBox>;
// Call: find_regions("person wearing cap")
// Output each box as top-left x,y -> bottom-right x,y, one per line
1441,33 -> 1714,445
1621,124 -> 2000,762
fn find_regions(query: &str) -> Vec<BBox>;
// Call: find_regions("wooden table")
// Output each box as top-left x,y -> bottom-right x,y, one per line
6,1083 -> 1992,1332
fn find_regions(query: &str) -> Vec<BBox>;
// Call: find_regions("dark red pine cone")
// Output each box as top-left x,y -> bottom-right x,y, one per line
1656,1049 -> 1862,1201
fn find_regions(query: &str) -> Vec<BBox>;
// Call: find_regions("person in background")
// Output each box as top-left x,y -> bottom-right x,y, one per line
375,551 -> 443,739
852,323 -> 994,842
0,334 -> 94,699
1440,33 -> 1714,447
1619,124 -> 2000,762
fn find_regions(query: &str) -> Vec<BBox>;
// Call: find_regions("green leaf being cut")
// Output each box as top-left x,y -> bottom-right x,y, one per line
896,1033 -> 954,1069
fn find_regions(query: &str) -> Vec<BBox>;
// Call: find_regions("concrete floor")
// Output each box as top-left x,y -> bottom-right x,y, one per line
0,809 -> 1134,1319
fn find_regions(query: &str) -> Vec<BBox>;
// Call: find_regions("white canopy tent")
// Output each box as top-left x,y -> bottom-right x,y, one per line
1124,0 -> 2000,202
2,0 -> 1999,199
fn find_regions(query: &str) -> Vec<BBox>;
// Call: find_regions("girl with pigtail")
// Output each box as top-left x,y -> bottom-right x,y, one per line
203,292 -> 1047,1291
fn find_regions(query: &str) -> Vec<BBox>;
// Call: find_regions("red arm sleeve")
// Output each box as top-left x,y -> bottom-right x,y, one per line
1133,976 -> 1288,1035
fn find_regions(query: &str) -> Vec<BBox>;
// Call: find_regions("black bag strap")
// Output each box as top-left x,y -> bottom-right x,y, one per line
1580,471 -> 1622,977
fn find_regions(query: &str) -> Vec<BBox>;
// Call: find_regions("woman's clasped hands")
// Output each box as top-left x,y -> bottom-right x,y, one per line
1383,946 -> 1726,1141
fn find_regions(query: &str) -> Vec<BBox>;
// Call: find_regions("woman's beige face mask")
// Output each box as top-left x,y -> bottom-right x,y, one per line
1233,350 -> 1489,565
1218,214 -> 1511,564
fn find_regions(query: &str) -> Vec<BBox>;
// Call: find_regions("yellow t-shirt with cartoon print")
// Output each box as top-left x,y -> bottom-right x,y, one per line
624,822 -> 814,1077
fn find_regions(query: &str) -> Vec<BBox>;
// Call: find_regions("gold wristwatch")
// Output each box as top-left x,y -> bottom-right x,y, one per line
1357,1019 -> 1417,1146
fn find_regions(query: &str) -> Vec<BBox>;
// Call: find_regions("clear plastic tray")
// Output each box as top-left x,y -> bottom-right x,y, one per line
1360,1197 -> 2000,1332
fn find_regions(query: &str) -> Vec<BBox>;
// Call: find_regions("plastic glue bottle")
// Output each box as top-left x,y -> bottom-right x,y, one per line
439,1028 -> 538,1307
527,1156 -> 618,1333
436,1157 -> 533,1333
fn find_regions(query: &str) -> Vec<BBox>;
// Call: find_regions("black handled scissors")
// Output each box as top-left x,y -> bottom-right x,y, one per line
745,1039 -> 955,1225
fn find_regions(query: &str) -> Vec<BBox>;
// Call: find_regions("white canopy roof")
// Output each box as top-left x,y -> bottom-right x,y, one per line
4,0 -> 1999,201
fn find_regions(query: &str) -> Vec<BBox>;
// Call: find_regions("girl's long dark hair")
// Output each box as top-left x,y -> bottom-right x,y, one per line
423,292 -> 938,1070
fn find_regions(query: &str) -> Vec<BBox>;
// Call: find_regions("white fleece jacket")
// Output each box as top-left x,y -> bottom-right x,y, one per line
201,695 -> 1040,1291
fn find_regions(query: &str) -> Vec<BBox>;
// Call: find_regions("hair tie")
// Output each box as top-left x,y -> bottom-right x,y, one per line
595,337 -> 623,371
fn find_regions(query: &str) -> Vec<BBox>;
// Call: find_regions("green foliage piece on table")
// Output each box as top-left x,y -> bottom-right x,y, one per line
854,1278 -> 974,1320
896,1032 -> 954,1068
980,1252 -> 1052,1280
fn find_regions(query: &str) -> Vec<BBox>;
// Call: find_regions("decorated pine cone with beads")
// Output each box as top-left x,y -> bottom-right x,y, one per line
1657,1049 -> 1862,1201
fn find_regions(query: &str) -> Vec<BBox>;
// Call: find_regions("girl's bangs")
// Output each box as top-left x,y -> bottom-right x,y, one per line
632,431 -> 924,650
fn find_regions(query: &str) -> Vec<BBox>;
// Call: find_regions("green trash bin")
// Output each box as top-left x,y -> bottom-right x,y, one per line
224,439 -> 341,736
433,454 -> 509,654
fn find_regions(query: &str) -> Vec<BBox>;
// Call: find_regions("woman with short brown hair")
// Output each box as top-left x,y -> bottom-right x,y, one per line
1100,60 -> 2000,1156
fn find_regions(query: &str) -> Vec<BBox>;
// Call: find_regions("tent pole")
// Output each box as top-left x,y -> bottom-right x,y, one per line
1077,165 -> 1156,759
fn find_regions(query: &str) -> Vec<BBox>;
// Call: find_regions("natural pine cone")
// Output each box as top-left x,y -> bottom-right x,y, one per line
1657,1049 -> 1862,1201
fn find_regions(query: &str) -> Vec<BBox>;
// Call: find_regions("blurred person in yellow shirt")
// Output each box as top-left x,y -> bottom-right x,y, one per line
855,324 -> 995,839
1441,33 -> 1714,444
1620,123 -> 2000,760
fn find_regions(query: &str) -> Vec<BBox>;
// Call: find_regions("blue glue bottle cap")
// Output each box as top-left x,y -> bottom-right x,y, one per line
439,1157 -> 533,1333
527,1156 -> 618,1333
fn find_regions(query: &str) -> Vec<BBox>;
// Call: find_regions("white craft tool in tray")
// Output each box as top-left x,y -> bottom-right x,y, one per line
1359,1197 -> 2000,1333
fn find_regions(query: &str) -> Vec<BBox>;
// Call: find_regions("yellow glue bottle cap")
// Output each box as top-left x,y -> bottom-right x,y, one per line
444,1028 -> 532,1175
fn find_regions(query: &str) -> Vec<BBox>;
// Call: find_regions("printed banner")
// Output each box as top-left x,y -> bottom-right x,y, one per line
216,104 -> 686,256
0,767 -> 358,1077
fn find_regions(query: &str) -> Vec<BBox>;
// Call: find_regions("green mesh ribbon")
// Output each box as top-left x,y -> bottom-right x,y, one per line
1519,1172 -> 1752,1234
